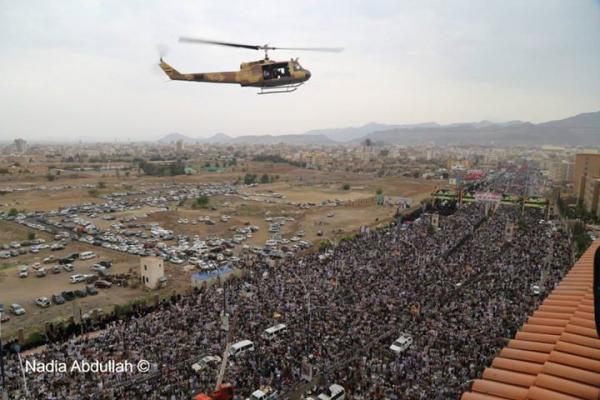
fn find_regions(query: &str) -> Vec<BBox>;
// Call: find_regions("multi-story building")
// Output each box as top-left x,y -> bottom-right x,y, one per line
573,153 -> 600,202
583,177 -> 600,218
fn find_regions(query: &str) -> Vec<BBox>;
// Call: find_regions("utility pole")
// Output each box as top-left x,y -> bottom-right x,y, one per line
0,304 -> 5,400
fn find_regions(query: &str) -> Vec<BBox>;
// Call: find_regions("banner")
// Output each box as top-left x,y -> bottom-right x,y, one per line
474,192 -> 501,204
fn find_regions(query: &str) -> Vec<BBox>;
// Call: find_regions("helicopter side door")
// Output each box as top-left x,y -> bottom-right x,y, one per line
262,63 -> 291,82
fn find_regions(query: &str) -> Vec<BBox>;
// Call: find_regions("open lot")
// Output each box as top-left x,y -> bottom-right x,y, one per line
0,165 -> 436,339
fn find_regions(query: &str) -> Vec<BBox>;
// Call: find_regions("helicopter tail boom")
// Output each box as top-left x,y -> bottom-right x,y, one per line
159,59 -> 240,84
159,59 -> 189,81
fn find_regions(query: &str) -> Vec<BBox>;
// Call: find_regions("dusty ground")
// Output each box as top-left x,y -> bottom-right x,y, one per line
0,162 -> 437,339
0,224 -> 190,338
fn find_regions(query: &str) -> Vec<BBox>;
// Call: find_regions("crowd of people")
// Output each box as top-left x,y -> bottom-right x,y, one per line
2,199 -> 573,399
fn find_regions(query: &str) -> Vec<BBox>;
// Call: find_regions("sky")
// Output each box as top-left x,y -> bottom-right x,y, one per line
0,0 -> 599,142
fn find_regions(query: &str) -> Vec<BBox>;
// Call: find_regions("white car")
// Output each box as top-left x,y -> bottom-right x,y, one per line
69,274 -> 86,284
18,265 -> 29,278
317,384 -> 345,400
191,355 -> 222,373
390,333 -> 413,354
35,297 -> 51,308
10,303 -> 26,316
531,285 -> 541,296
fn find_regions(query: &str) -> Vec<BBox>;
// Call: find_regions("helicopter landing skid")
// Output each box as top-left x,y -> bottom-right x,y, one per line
258,82 -> 304,95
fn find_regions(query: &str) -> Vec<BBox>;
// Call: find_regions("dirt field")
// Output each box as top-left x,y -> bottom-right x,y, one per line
0,223 -> 190,338
0,162 -> 437,339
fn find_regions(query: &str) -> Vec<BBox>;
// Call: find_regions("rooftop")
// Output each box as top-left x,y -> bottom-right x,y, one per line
462,239 -> 600,400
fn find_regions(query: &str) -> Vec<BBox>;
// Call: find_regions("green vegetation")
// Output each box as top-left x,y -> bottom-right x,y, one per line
342,183 -> 351,191
557,196 -> 599,223
427,224 -> 436,235
252,154 -> 306,168
195,195 -> 210,208
319,240 -> 334,251
0,167 -> 9,174
27,231 -> 36,241
139,159 -> 187,176
88,189 -> 99,197
26,331 -> 47,348
97,181 -> 106,189
260,174 -> 270,184
244,173 -> 258,185
573,221 -> 592,259
8,208 -> 18,217
376,188 -> 383,195
0,262 -> 18,272
45,174 -> 56,181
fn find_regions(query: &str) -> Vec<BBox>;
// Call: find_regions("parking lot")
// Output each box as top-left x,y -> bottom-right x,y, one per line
0,173 -> 435,340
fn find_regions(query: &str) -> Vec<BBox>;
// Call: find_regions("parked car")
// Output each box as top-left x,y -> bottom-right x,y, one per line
52,265 -> 61,274
0,313 -> 9,323
36,268 -> 47,277
61,291 -> 76,301
390,333 -> 413,354
191,355 -> 222,373
9,304 -> 26,316
63,263 -> 74,272
74,289 -> 88,298
18,265 -> 29,278
90,264 -> 107,274
86,285 -> 98,295
94,279 -> 112,289
69,274 -> 86,284
35,297 -> 51,308
316,384 -> 345,400
51,294 -> 66,305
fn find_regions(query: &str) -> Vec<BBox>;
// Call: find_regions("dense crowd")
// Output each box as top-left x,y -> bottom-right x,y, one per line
2,200 -> 572,399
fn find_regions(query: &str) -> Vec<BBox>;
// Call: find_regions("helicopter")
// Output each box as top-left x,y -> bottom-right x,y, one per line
159,37 -> 343,94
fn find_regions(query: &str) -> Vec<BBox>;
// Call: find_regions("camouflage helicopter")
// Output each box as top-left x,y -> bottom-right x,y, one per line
159,37 -> 343,94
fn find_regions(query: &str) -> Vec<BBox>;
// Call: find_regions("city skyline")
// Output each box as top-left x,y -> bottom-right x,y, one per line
1,0 -> 599,141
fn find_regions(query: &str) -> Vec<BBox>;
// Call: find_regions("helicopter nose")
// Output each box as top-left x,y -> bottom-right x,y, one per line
305,70 -> 311,80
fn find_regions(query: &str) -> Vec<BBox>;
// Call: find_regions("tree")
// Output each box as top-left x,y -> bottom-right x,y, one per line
244,173 -> 257,185
260,174 -> 270,184
97,181 -> 106,189
8,208 -> 18,217
427,224 -> 435,235
376,188 -> 383,195
46,174 -> 56,181
319,240 -> 333,252
28,232 -> 36,241
196,195 -> 210,208
342,183 -> 351,191
363,138 -> 373,147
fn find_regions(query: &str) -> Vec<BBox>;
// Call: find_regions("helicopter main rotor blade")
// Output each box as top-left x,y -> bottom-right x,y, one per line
273,47 -> 344,52
179,37 -> 261,50
179,37 -> 344,53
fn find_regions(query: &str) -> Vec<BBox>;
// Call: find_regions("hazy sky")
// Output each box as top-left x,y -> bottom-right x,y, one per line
1,0 -> 599,141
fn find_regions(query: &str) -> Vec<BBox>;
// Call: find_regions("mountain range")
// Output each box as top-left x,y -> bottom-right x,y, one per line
158,110 -> 600,147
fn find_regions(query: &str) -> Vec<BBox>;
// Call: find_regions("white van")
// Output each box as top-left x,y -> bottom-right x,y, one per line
229,340 -> 255,357
80,251 -> 95,260
262,323 -> 287,340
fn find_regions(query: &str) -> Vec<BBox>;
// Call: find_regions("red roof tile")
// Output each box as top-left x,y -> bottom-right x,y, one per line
461,239 -> 600,400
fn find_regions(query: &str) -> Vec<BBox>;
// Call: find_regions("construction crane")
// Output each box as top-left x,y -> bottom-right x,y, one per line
194,310 -> 238,400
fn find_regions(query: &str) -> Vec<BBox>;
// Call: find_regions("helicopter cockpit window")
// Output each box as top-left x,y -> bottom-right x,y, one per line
262,63 -> 290,80
293,63 -> 302,71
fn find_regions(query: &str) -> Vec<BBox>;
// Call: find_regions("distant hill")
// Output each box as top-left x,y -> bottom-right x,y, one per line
356,111 -> 600,146
302,122 -> 441,142
204,132 -> 232,144
229,134 -> 334,146
158,132 -> 197,144
157,111 -> 600,147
